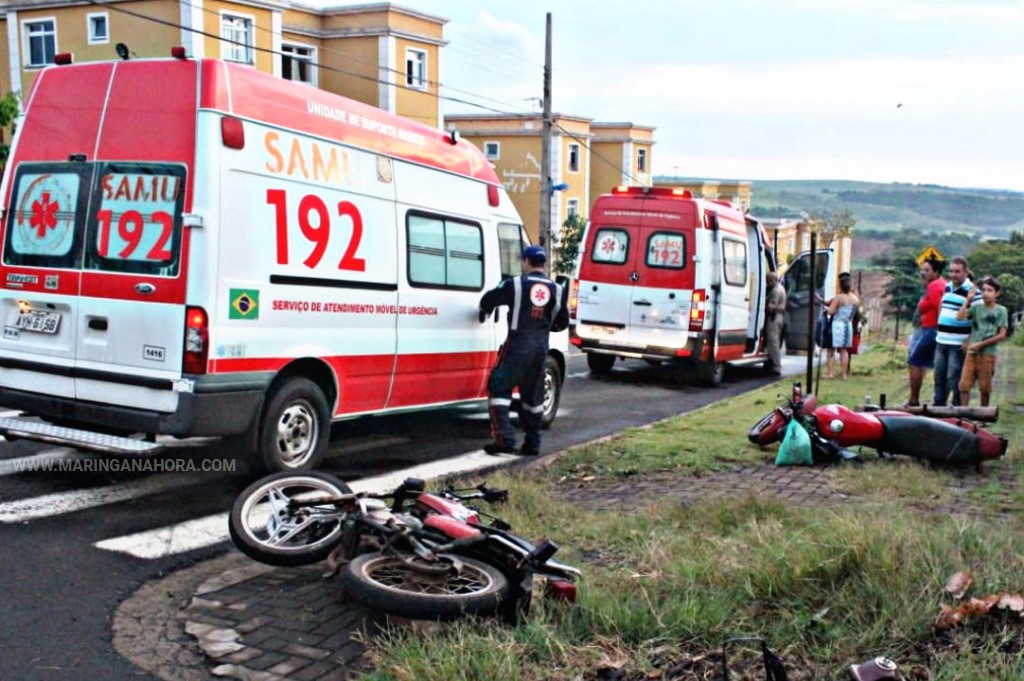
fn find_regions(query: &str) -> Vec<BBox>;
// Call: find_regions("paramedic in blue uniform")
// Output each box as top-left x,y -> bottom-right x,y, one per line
479,246 -> 568,457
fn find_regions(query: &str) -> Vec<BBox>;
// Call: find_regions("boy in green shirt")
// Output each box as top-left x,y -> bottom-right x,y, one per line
957,277 -> 1008,407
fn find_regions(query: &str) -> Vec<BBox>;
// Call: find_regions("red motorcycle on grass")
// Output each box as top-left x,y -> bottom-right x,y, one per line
228,473 -> 580,622
749,383 -> 1007,468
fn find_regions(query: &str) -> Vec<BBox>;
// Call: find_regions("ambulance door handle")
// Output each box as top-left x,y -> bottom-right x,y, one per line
633,300 -> 652,307
135,283 -> 156,295
88,318 -> 108,331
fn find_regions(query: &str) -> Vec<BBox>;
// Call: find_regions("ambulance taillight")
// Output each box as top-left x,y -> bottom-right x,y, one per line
688,289 -> 706,332
183,307 -> 209,375
568,278 -> 579,319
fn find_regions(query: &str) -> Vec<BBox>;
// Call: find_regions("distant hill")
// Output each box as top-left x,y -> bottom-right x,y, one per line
654,177 -> 1024,240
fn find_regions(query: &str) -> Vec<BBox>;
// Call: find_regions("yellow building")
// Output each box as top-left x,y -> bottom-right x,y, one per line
588,122 -> 655,202
0,1 -> 446,126
446,114 -> 655,245
760,218 -> 853,276
655,179 -> 752,213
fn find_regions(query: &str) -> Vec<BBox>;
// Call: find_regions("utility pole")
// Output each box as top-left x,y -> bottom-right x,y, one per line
538,12 -> 552,274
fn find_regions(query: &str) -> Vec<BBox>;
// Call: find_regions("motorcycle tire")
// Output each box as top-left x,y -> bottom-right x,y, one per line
748,407 -> 791,446
341,552 -> 511,621
229,471 -> 352,568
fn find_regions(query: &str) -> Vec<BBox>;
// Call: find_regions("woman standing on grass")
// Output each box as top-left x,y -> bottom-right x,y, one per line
828,276 -> 860,380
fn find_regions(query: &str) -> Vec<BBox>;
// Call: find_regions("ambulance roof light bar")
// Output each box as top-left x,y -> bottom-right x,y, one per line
611,185 -> 692,199
171,46 -> 188,60
54,53 -> 73,65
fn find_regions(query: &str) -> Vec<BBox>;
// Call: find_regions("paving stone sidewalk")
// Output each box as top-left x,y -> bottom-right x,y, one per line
157,349 -> 1021,681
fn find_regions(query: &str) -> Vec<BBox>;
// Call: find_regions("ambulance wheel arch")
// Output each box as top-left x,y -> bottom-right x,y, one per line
254,360 -> 338,473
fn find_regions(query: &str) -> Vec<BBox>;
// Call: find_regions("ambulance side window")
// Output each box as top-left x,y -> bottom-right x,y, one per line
722,238 -> 747,286
2,163 -> 92,269
497,222 -> 525,279
590,228 -> 628,264
84,162 -> 187,277
407,212 -> 483,291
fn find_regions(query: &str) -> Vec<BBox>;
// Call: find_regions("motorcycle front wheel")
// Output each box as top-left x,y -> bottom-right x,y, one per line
229,471 -> 352,567
341,552 -> 510,620
748,407 -> 792,446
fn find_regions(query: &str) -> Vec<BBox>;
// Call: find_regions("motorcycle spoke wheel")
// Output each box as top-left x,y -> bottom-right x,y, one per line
228,471 -> 351,567
341,553 -> 510,620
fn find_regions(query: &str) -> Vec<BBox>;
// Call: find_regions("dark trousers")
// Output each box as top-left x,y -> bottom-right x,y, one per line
487,338 -> 547,451
933,343 -> 965,406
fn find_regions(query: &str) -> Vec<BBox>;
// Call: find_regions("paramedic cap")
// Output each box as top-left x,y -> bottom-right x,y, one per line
522,245 -> 547,265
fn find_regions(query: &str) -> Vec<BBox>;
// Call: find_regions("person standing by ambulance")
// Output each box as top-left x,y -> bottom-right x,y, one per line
764,272 -> 787,376
479,246 -> 569,456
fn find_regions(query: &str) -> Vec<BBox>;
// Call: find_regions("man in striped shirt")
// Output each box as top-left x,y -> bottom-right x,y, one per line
933,256 -> 977,406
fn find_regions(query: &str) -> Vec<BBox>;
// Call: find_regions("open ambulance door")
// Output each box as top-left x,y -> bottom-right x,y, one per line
783,248 -> 836,352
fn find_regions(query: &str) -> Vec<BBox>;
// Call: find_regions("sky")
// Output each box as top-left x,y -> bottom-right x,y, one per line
323,1 -> 1024,192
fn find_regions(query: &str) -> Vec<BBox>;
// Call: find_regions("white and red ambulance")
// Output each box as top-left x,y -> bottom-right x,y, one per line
569,186 -> 835,385
0,52 -> 567,472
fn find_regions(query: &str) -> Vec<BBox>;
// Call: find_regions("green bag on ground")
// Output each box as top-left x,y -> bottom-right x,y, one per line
775,419 -> 812,466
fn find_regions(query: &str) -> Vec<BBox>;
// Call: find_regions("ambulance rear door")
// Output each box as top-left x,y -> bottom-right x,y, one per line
573,221 -> 638,345
0,162 -> 90,400
628,221 -> 693,351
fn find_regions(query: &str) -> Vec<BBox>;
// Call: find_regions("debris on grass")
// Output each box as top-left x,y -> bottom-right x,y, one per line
934,571 -> 1024,631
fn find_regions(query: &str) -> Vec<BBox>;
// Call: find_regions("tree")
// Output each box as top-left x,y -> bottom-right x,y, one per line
883,249 -> 921,323
0,91 -> 20,167
808,207 -> 857,247
552,213 -> 586,276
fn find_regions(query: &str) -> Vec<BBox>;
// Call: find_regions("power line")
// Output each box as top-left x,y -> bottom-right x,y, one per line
174,0 -> 542,115
85,0 -> 537,119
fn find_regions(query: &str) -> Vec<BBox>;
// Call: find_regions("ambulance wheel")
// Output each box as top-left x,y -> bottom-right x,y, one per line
695,359 -> 724,387
255,378 -> 330,473
587,353 -> 616,375
541,356 -> 562,429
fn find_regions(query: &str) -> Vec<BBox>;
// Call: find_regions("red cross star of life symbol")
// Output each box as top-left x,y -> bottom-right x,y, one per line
600,236 -> 618,254
529,283 -> 550,306
30,191 -> 60,239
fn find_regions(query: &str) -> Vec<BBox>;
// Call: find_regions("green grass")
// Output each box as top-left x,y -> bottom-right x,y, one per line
356,342 -> 1024,681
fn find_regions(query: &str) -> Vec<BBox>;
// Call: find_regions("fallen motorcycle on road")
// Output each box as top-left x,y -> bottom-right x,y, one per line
228,473 -> 579,622
749,383 -> 1007,469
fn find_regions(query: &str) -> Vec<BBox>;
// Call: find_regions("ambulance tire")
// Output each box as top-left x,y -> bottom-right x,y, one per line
541,355 -> 562,429
587,353 -> 616,375
695,359 -> 724,387
255,378 -> 330,474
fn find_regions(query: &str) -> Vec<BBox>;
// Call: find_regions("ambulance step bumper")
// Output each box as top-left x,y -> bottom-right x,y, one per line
0,417 -> 164,455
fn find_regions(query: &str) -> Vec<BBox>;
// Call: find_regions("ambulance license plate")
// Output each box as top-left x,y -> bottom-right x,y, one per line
15,310 -> 61,334
588,324 -> 618,336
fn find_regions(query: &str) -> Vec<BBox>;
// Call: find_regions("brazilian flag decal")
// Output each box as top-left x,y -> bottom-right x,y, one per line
230,289 -> 259,320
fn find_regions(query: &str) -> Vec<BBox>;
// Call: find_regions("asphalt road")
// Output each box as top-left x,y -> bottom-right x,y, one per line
0,351 -> 783,680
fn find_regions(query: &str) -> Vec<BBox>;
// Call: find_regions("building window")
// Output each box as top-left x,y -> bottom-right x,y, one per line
568,143 -> 580,173
637,148 -> 647,174
483,142 -> 500,161
567,198 -> 579,218
405,48 -> 427,90
221,13 -> 254,65
281,44 -> 316,85
23,19 -> 56,68
87,13 -> 108,45
407,213 -> 483,290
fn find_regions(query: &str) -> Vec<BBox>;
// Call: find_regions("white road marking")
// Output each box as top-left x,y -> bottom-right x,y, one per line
0,473 -> 197,524
0,448 -> 87,477
94,449 -> 518,559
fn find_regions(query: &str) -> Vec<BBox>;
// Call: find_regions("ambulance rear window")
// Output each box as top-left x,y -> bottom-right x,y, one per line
645,232 -> 685,269
590,228 -> 628,265
84,163 -> 187,277
3,163 -> 92,269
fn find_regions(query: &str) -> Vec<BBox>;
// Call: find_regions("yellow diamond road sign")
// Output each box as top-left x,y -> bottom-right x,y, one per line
916,245 -> 945,265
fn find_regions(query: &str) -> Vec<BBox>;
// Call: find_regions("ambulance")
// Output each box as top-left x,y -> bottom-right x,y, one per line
0,52 -> 568,472
569,186 -> 835,385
